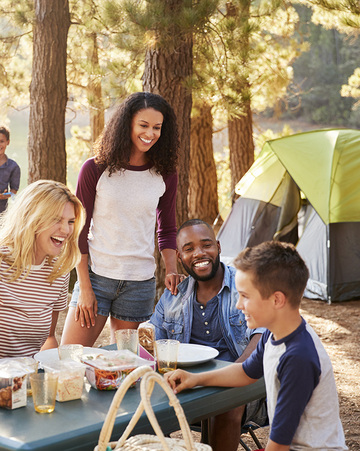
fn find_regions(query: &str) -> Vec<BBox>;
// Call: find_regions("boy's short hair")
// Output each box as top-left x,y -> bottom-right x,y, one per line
234,241 -> 309,307
0,126 -> 10,140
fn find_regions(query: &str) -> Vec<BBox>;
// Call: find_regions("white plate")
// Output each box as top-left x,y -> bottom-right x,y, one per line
34,347 -> 109,367
177,343 -> 219,367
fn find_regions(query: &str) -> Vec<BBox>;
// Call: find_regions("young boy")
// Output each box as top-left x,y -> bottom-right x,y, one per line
0,126 -> 20,213
165,241 -> 348,451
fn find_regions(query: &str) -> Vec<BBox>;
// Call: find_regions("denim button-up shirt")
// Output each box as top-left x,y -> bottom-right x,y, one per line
0,158 -> 20,213
150,264 -> 265,359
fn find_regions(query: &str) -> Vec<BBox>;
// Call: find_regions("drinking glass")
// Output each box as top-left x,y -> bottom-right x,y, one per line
115,329 -> 138,354
155,339 -> 180,374
58,344 -> 83,362
30,373 -> 58,414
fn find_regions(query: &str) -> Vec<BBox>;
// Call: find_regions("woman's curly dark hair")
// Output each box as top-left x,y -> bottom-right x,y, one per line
94,92 -> 179,176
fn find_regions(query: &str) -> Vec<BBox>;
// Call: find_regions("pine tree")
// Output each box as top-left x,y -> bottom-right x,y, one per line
28,0 -> 70,183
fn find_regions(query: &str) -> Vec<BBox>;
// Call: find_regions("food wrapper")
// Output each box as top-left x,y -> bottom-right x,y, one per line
10,357 -> 38,396
43,360 -> 85,402
81,350 -> 153,390
0,358 -> 28,409
137,321 -> 155,356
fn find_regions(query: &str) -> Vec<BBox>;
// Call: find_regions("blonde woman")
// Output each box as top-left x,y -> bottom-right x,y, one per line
0,180 -> 85,358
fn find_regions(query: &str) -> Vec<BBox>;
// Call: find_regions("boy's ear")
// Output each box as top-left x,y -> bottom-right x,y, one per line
273,291 -> 287,309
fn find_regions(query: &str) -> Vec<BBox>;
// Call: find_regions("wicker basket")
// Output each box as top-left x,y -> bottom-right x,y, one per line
94,365 -> 212,451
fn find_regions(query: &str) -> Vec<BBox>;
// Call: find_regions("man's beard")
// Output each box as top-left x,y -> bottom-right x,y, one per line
180,253 -> 221,282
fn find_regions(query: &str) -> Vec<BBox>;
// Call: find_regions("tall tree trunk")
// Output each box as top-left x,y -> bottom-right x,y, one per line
88,32 -> 104,146
188,100 -> 220,228
142,43 -> 193,227
142,3 -> 193,300
228,92 -> 254,197
28,0 -> 70,184
226,1 -> 254,201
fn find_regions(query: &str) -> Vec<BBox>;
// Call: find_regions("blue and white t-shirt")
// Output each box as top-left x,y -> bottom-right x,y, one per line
243,318 -> 347,450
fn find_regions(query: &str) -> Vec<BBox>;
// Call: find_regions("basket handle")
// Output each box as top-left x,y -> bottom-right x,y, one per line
96,366 -> 197,451
97,365 -> 153,451
138,370 -> 196,450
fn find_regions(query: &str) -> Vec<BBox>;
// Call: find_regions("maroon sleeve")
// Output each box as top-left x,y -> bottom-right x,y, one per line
76,158 -> 104,254
156,172 -> 178,252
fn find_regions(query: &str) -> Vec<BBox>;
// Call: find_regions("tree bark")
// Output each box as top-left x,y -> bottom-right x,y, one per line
142,3 -> 193,300
225,1 -> 255,201
188,100 -> 220,226
28,0 -> 70,184
228,93 -> 254,198
142,42 -> 193,227
88,32 -> 104,146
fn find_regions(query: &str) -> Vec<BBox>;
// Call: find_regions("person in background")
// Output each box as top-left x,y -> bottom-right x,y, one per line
165,241 -> 348,451
61,91 -> 182,347
150,219 -> 267,451
0,126 -> 21,213
0,180 -> 85,358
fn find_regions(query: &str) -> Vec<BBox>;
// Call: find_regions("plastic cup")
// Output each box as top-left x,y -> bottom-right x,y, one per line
25,359 -> 39,397
155,339 -> 180,374
30,373 -> 58,414
58,344 -> 83,362
115,329 -> 138,354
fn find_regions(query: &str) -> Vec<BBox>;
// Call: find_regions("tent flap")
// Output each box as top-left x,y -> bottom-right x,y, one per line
328,222 -> 360,302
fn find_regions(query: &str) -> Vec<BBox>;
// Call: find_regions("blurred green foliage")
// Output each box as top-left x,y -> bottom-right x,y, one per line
278,4 -> 360,126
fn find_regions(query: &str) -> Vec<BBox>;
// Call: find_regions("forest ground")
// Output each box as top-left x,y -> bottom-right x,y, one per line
56,296 -> 360,450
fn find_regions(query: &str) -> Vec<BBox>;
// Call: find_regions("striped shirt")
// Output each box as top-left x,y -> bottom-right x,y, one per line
0,257 -> 69,358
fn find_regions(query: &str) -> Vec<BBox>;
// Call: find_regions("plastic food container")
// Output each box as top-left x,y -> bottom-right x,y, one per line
43,360 -> 85,402
81,350 -> 153,391
0,359 -> 28,410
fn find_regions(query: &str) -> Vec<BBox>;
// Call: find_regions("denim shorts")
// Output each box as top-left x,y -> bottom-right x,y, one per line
69,267 -> 156,322
242,397 -> 268,428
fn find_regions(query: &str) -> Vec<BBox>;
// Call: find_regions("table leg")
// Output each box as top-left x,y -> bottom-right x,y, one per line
200,418 -> 210,444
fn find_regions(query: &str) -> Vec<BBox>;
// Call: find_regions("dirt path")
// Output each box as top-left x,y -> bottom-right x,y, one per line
56,297 -> 360,450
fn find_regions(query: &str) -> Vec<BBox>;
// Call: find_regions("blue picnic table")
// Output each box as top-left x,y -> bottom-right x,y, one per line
0,358 -> 265,451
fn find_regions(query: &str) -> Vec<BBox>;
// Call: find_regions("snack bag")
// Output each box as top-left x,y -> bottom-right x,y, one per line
12,357 -> 38,396
81,350 -> 153,390
137,321 -> 155,356
0,359 -> 28,410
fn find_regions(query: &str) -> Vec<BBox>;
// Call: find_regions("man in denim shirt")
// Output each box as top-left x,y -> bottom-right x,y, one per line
150,219 -> 266,451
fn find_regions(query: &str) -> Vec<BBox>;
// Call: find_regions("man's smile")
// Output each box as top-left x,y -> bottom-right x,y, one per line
193,259 -> 211,269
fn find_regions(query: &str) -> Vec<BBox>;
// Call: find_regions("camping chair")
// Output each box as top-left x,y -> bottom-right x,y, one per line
239,421 -> 265,451
190,396 -> 268,450
190,418 -> 266,451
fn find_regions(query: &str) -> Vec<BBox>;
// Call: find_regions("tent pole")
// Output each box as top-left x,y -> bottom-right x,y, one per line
326,225 -> 331,304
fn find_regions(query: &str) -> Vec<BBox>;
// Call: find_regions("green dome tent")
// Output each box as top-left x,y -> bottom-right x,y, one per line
217,128 -> 360,303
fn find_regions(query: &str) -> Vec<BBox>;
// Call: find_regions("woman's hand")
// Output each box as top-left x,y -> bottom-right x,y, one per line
75,286 -> 98,329
164,272 -> 186,295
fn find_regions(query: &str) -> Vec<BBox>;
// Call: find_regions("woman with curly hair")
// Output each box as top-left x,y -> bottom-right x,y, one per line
0,180 -> 85,358
61,92 -> 182,347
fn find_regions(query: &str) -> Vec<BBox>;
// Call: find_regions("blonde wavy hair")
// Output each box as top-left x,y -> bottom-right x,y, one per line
0,180 -> 86,283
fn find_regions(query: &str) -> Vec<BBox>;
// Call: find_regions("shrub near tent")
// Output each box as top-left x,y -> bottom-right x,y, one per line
217,129 -> 360,303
